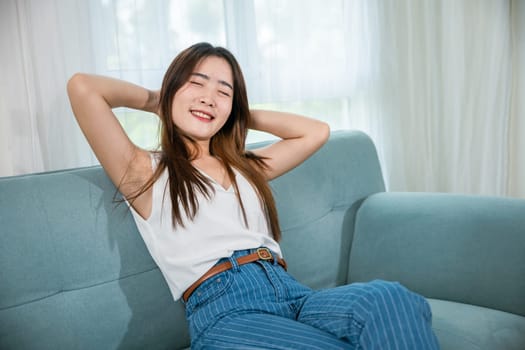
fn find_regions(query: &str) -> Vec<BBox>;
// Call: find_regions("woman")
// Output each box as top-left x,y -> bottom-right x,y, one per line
68,42 -> 439,349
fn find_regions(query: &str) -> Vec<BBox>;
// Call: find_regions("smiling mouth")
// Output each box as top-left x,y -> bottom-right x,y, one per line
191,109 -> 214,122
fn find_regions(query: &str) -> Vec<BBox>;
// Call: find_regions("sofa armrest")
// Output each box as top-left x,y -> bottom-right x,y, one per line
348,192 -> 525,317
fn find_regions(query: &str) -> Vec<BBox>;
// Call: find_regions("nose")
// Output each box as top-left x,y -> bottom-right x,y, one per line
199,97 -> 215,107
199,89 -> 215,107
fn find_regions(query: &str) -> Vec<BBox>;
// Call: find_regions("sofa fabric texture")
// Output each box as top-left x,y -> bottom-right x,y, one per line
1,130 -> 524,349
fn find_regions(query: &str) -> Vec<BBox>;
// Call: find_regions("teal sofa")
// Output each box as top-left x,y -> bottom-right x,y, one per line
1,130 -> 524,350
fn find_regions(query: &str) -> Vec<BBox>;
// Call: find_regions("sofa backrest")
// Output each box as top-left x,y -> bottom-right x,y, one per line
0,130 -> 385,350
0,165 -> 190,349
270,131 -> 385,289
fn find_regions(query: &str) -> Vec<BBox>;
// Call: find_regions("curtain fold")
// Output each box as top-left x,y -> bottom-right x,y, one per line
1,0 -> 523,198
509,0 -> 525,198
1,0 -> 43,176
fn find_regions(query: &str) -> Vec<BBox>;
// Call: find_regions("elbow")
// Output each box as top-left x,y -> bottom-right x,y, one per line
317,121 -> 331,146
67,73 -> 89,99
306,120 -> 330,153
67,73 -> 93,122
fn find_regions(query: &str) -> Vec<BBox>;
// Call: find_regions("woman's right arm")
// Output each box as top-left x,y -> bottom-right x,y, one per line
67,74 -> 158,206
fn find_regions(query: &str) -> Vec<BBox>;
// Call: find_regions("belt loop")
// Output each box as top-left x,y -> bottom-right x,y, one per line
228,254 -> 240,272
272,251 -> 279,266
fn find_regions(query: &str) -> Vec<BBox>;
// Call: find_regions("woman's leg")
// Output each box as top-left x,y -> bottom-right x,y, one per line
297,280 -> 440,349
186,249 -> 350,349
193,312 -> 353,350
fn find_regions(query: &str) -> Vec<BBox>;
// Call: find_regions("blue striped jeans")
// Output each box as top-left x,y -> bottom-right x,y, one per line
183,249 -> 440,349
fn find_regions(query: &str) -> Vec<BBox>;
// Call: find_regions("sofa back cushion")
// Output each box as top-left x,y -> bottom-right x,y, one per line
0,167 -> 189,349
271,131 -> 385,289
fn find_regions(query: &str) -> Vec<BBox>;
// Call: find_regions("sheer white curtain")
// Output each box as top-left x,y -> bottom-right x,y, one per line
347,0 -> 523,197
1,0 -> 523,198
1,0 -> 355,173
0,0 -> 96,176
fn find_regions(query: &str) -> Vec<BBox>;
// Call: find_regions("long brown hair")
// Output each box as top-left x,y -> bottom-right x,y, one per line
132,43 -> 281,241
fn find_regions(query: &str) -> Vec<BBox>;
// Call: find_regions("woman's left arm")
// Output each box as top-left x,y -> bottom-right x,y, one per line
248,109 -> 330,180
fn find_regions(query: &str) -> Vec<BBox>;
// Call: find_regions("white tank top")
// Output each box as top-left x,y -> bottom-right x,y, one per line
127,154 -> 282,301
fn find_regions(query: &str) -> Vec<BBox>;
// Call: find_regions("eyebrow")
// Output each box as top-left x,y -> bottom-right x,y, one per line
191,72 -> 233,91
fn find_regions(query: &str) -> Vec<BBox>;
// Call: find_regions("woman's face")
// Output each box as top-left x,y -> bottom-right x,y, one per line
171,56 -> 234,147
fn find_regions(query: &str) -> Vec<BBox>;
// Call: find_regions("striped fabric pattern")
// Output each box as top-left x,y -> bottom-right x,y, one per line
184,249 -> 439,349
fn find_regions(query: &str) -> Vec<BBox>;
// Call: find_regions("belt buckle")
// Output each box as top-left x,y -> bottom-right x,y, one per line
256,247 -> 273,261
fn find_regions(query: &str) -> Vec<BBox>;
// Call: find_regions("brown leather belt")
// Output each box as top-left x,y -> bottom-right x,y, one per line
182,247 -> 287,302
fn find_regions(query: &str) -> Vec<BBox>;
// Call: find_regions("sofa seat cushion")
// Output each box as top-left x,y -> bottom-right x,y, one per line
429,299 -> 525,350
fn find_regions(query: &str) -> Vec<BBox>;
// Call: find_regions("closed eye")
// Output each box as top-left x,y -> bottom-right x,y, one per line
190,80 -> 203,86
219,90 -> 231,97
